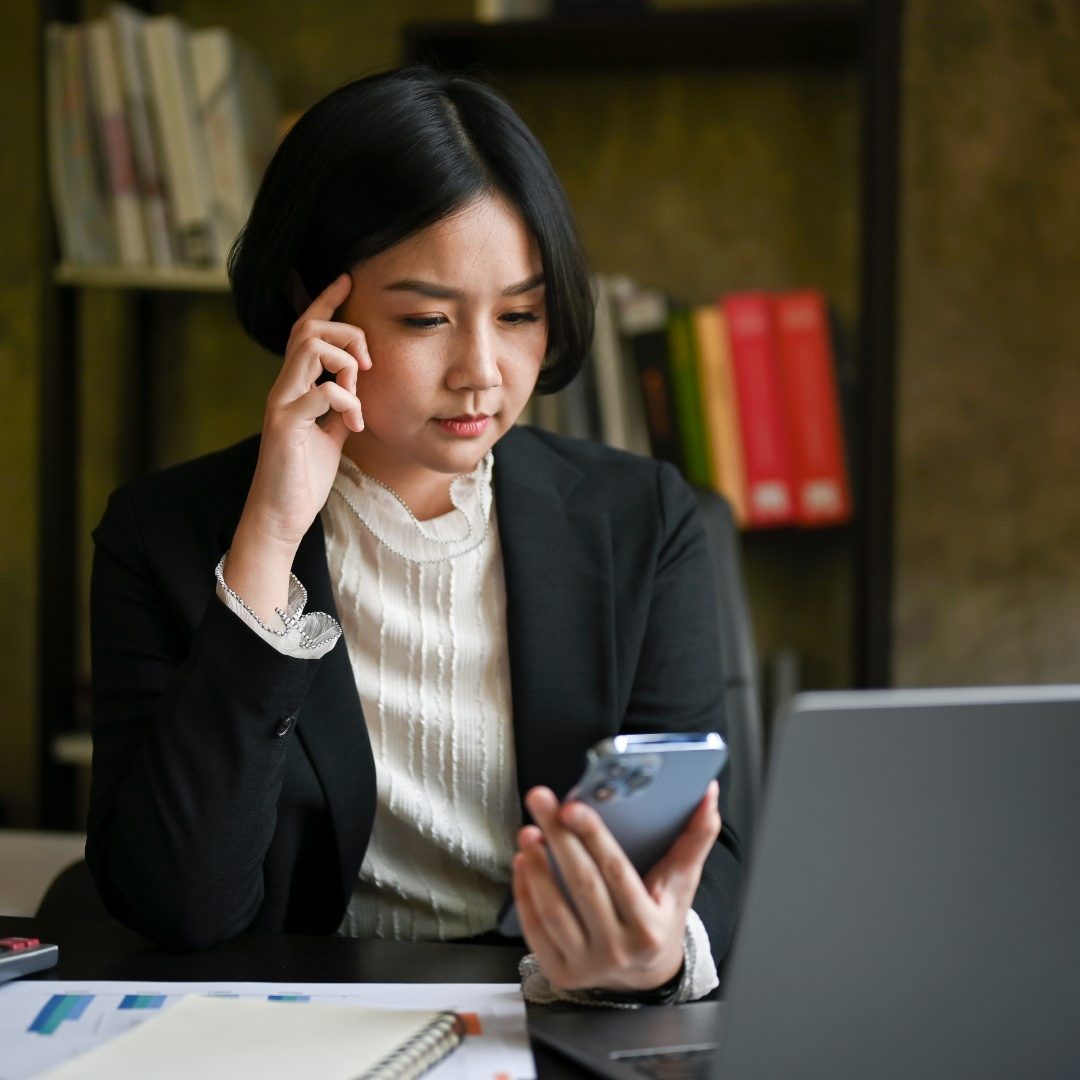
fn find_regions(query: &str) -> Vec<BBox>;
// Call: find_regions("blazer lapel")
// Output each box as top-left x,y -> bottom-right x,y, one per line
494,429 -> 617,803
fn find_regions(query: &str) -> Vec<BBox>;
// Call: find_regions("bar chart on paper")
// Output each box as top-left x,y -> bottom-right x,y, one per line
0,981 -> 534,1079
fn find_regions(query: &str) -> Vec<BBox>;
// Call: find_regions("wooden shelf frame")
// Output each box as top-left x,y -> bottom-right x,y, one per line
54,263 -> 230,292
403,4 -> 863,72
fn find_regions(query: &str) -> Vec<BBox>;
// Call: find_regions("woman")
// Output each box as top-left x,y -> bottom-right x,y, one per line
88,66 -> 741,1004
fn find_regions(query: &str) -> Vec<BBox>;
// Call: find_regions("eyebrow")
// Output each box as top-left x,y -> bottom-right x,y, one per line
382,273 -> 546,300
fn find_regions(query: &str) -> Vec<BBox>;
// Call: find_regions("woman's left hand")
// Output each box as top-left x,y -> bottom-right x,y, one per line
511,780 -> 721,993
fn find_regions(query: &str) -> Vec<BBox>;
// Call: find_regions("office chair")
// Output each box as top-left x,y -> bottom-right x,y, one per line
693,488 -> 764,856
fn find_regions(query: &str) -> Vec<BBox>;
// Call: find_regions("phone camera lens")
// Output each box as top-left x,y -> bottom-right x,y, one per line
591,783 -> 617,802
627,769 -> 651,791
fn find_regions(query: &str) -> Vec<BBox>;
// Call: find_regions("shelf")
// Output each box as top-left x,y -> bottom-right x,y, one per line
54,263 -> 230,293
51,732 -> 92,769
403,3 -> 863,73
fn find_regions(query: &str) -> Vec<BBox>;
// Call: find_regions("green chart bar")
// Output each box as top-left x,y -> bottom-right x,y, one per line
29,994 -> 94,1035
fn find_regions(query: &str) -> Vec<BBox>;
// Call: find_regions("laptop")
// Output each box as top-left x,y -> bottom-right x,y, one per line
529,686 -> 1080,1079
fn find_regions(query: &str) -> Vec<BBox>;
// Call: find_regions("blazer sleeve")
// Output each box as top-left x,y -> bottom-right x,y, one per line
622,461 -> 743,969
86,484 -> 320,949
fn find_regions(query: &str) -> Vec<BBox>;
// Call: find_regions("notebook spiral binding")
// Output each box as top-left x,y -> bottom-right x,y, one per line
367,1011 -> 465,1080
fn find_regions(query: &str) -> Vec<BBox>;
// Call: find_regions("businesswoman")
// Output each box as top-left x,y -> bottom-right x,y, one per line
88,66 -> 741,1003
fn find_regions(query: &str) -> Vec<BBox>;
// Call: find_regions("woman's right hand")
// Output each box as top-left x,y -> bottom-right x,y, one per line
224,273 -> 370,621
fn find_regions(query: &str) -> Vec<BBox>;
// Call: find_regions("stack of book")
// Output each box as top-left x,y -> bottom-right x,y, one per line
45,3 -> 279,272
527,277 -> 852,530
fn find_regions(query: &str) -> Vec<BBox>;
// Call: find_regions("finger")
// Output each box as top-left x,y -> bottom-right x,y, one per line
284,380 -> 365,432
298,272 -> 352,324
276,340 -> 362,404
513,852 -> 573,981
559,798 -> 654,928
514,822 -> 588,956
525,788 -> 625,939
644,781 -> 721,906
316,409 -> 351,447
291,319 -> 373,375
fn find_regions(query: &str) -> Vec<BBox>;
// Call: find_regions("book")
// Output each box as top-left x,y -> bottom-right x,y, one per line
721,292 -> 796,527
44,24 -> 83,264
666,307 -> 711,487
773,289 -> 852,525
37,996 -> 465,1080
107,2 -> 175,268
591,275 -> 651,455
84,18 -> 149,266
140,14 -> 224,266
616,284 -> 683,470
189,27 -> 279,257
692,304 -> 748,524
45,23 -> 116,265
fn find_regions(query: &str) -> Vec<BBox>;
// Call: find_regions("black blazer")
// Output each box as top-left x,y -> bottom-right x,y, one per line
87,425 -> 742,957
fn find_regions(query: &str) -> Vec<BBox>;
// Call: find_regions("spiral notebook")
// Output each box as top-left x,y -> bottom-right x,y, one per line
38,995 -> 464,1080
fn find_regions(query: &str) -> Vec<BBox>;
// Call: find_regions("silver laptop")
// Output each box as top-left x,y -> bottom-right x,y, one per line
529,686 -> 1080,1080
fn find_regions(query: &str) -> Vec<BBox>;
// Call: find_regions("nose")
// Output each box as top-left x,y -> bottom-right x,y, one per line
446,323 -> 502,392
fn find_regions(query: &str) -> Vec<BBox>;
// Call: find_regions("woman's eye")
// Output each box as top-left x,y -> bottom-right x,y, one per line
402,316 -> 447,329
501,311 -> 540,325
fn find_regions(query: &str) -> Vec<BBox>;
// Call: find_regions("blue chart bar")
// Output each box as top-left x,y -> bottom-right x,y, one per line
119,994 -> 166,1010
29,994 -> 94,1035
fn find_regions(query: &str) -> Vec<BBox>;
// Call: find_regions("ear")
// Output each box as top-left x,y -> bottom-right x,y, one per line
286,268 -> 312,316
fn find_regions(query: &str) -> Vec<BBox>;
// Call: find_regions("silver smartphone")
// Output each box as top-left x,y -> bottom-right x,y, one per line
497,731 -> 728,937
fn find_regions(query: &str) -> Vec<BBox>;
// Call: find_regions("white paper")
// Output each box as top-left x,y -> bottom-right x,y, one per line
0,981 -> 534,1080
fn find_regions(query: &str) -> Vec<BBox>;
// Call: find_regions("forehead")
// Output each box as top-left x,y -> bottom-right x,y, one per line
354,196 -> 541,288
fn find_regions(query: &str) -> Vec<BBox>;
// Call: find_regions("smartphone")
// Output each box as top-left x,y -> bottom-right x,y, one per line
497,731 -> 728,937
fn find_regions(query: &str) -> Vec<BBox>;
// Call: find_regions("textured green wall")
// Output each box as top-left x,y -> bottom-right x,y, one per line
895,1 -> 1080,684
0,4 -> 44,825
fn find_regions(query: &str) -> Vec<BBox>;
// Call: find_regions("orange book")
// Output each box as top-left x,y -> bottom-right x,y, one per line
692,305 -> 747,525
774,290 -> 852,525
721,292 -> 796,527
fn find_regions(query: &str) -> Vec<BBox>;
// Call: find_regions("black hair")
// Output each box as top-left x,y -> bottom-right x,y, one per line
228,66 -> 593,394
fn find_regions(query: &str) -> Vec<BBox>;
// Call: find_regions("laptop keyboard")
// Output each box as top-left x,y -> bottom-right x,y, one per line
613,1045 -> 718,1080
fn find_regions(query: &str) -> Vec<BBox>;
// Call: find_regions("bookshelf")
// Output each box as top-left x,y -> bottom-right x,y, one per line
404,0 -> 902,698
36,0 -> 902,827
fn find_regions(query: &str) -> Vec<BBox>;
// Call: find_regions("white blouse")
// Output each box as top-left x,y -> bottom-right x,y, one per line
324,452 -> 520,941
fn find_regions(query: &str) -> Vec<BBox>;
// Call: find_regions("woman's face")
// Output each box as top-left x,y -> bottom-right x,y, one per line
337,195 -> 547,509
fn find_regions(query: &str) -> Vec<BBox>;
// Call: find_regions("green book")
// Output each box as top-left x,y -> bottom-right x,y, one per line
666,308 -> 712,487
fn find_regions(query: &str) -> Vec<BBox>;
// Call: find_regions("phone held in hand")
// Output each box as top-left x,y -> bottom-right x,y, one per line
498,731 -> 728,937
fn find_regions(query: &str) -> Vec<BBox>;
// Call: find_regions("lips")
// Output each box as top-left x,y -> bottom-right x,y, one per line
436,414 -> 491,438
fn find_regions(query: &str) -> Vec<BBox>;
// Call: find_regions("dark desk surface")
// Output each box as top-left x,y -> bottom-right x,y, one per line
0,915 -> 582,1077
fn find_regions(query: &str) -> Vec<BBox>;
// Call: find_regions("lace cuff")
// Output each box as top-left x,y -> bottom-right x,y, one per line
519,908 -> 719,1007
214,552 -> 341,659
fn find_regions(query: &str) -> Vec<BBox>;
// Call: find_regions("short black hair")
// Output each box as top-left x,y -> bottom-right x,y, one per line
228,66 -> 593,394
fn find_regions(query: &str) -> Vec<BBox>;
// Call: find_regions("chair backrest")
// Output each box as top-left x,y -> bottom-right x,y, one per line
693,488 -> 764,855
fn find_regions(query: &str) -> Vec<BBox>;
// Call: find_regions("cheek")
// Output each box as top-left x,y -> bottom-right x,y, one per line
361,334 -> 447,397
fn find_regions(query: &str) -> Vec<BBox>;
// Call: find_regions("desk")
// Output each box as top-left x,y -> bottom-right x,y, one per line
0,915 -> 584,1078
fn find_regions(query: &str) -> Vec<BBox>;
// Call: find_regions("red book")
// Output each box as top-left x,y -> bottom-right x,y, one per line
774,290 -> 852,525
721,293 -> 796,527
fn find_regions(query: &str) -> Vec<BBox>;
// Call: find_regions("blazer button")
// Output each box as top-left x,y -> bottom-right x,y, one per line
275,714 -> 296,737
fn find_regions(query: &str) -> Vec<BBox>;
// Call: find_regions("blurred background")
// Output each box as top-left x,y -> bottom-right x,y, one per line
2,0 -> 1078,836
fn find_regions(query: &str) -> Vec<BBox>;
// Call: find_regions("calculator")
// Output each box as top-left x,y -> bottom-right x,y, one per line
0,938 -> 59,983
